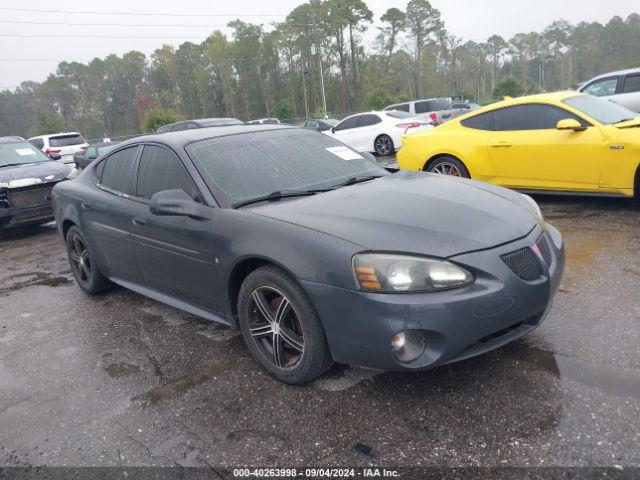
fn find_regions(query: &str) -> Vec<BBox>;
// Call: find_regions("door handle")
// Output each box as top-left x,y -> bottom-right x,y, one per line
80,202 -> 93,210
132,217 -> 146,226
490,141 -> 513,148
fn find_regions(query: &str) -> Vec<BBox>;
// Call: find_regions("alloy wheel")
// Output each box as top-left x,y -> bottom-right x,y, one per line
375,136 -> 392,155
431,162 -> 462,177
248,286 -> 305,369
68,233 -> 92,283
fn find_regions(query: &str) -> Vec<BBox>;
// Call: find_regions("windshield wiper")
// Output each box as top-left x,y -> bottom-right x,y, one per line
328,175 -> 385,189
232,188 -> 331,208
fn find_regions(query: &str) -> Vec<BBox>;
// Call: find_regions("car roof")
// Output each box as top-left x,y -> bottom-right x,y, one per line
116,124 -> 297,150
451,91 -> 584,123
585,67 -> 640,82
28,132 -> 82,140
0,136 -> 26,143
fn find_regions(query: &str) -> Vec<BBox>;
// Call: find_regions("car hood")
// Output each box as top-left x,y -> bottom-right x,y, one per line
0,161 -> 70,187
247,171 -> 539,258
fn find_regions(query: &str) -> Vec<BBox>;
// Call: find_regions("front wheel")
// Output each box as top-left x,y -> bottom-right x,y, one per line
426,156 -> 470,178
238,266 -> 333,384
374,134 -> 394,156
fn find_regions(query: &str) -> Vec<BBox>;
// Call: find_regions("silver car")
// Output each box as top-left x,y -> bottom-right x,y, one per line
383,98 -> 463,126
578,68 -> 640,112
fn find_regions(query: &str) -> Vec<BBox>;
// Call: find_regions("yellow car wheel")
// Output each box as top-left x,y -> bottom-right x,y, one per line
426,156 -> 470,179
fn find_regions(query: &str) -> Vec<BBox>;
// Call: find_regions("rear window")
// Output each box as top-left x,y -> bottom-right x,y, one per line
50,134 -> 85,147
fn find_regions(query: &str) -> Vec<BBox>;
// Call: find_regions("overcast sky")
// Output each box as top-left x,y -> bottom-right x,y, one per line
0,0 -> 638,89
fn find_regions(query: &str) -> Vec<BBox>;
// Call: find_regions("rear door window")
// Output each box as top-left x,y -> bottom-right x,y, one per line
357,114 -> 382,127
30,138 -> 44,149
461,111 -> 495,131
414,101 -> 433,114
622,74 -> 640,94
49,134 -> 85,147
99,146 -> 140,195
136,145 -> 202,202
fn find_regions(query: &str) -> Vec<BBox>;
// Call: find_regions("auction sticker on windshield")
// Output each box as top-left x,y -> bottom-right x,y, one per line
326,146 -> 364,161
15,148 -> 36,156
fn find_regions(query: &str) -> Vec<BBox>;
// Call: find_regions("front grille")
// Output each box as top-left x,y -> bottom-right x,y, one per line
7,184 -> 55,209
501,247 -> 543,281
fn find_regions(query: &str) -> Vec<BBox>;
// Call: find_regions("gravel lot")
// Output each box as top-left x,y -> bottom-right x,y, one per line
0,174 -> 639,468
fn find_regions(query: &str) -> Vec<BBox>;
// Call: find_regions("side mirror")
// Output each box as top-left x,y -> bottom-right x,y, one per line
49,153 -> 62,161
331,127 -> 336,134
556,118 -> 586,132
149,189 -> 212,221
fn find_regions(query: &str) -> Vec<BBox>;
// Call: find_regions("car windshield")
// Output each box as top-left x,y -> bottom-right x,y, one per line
323,119 -> 339,125
187,129 -> 388,206
385,111 -> 414,119
563,95 -> 639,125
0,142 -> 51,167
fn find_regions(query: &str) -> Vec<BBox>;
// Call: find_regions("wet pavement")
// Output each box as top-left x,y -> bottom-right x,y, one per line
0,189 -> 639,467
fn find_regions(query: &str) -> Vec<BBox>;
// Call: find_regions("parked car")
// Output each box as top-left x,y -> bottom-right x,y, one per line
578,67 -> 640,112
451,101 -> 481,112
247,118 -> 281,125
156,118 -> 244,134
53,124 -> 564,384
1,137 -> 76,229
28,132 -> 88,165
384,98 -> 463,125
323,110 -> 432,155
398,91 -> 640,198
299,118 -> 339,132
73,141 -> 120,170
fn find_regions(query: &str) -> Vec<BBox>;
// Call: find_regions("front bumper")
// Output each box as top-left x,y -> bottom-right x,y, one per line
0,184 -> 57,229
303,223 -> 564,371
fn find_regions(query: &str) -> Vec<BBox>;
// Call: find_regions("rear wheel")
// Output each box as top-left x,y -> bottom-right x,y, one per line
426,155 -> 470,178
65,226 -> 113,294
238,266 -> 332,384
374,134 -> 394,156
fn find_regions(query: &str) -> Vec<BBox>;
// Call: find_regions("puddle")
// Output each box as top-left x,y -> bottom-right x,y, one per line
0,272 -> 71,295
133,361 -> 230,406
104,362 -> 141,378
509,346 -> 640,399
312,365 -> 381,392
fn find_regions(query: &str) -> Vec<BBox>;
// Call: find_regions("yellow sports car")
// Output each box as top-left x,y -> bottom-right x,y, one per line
397,91 -> 640,197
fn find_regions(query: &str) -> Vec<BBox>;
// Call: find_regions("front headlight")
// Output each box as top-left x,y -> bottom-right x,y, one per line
353,253 -> 474,293
521,194 -> 543,221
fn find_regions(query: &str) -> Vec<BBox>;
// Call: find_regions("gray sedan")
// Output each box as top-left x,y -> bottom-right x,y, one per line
52,125 -> 564,384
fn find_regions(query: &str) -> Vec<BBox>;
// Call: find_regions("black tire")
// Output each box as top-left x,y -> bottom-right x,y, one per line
374,134 -> 395,156
65,226 -> 113,294
426,155 -> 471,178
238,265 -> 333,384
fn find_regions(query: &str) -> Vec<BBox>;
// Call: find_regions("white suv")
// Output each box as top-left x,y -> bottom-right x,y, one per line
578,68 -> 640,113
28,132 -> 88,164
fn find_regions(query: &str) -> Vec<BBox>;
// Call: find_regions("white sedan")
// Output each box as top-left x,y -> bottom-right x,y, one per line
323,111 -> 433,155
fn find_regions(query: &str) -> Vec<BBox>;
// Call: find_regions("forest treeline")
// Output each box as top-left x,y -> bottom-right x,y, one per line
1,0 -> 639,139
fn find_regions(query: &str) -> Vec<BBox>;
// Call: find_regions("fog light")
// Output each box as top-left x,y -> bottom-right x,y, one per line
390,330 -> 425,363
391,333 -> 406,351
